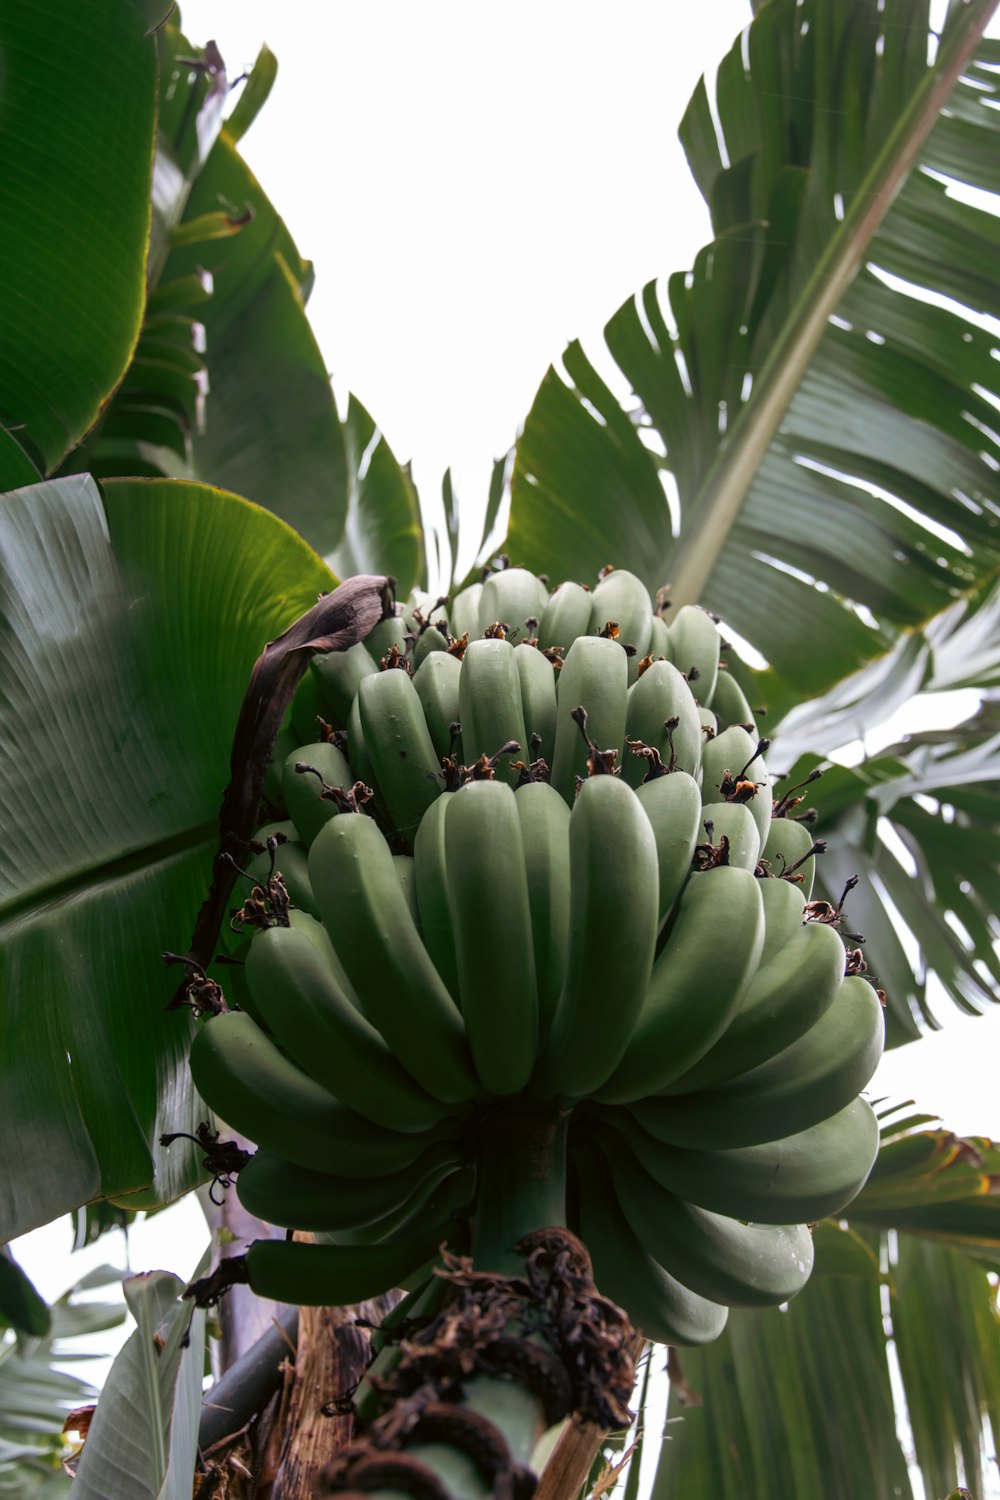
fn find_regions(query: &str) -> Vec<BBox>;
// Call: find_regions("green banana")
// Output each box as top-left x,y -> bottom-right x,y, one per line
393,853 -> 419,920
758,877 -> 808,966
700,724 -> 772,847
634,771 -> 703,925
245,817 -> 298,850
281,740 -> 353,846
443,780 -> 538,1095
622,659 -> 703,785
597,865 -> 764,1103
410,610 -> 451,666
536,775 -> 659,1100
760,815 -> 820,893
358,667 -> 442,842
571,1141 -> 729,1346
619,1096 -> 880,1223
321,1162 -> 476,1248
365,613 -> 410,666
589,569 -> 653,681
478,566 -> 549,641
448,582 -> 483,641
309,1110 -> 465,1182
648,612 -> 671,661
263,725 -> 299,808
346,693 -> 381,804
236,1140 -> 464,1233
289,666 -> 324,743
411,650 -> 462,761
514,780 -> 571,1039
594,1130 -> 814,1308
245,918 -> 437,1128
243,1214 -> 465,1305
212,931 -> 261,1025
404,588 -> 438,627
244,823 -> 319,919
658,918 -> 848,1095
698,706 -> 718,737
666,604 -> 721,705
309,812 -> 479,1104
549,635 -> 629,803
633,976 -> 885,1149
312,640 -> 378,726
514,643 -> 557,767
412,793 -> 461,1003
285,909 -> 364,1017
369,1164 -> 476,1245
536,579 -> 593,653
709,668 -> 757,732
244,924 -> 447,1132
697,802 -> 760,872
190,1009 -> 390,1172
459,637 -> 528,787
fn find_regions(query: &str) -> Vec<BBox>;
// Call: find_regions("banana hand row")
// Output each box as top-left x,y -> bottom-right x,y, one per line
227,759 -> 842,1116
297,568 -> 768,853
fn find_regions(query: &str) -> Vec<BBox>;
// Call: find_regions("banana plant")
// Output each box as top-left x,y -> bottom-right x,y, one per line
0,1 -> 999,1499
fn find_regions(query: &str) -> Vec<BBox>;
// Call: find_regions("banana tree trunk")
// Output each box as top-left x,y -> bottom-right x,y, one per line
268,1300 -> 389,1499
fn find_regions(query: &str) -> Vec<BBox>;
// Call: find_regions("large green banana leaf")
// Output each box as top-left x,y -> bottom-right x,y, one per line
0,475 -> 336,1241
52,21 -> 348,560
50,20 -> 426,595
506,0 -> 1000,722
326,395 -> 427,593
745,557 -> 1000,1045
67,1269 -> 206,1500
796,703 -> 1000,1042
0,0 -> 158,482
649,1107 -> 1000,1499
761,567 -> 1000,769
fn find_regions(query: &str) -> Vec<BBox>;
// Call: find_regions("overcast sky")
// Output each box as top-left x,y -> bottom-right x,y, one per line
179,0 -> 753,539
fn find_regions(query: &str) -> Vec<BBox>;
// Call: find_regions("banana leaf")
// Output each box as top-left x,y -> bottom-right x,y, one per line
324,395 -> 427,596
0,475 -> 337,1240
0,1252 -> 49,1340
507,0 -> 1000,720
0,0 -> 158,476
788,703 -> 1000,1041
55,22 -> 349,561
67,1270 -> 205,1500
0,1264 -> 123,1498
53,20 -> 425,593
649,1109 -> 1000,1499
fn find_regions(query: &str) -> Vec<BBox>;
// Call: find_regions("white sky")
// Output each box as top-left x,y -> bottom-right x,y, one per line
12,0 -> 1000,1395
181,0 -> 755,550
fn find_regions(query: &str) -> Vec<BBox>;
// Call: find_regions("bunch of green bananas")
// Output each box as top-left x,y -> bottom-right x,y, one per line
186,565 -> 884,1346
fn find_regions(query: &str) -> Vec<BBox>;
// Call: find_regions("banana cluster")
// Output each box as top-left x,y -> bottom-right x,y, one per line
188,566 -> 884,1343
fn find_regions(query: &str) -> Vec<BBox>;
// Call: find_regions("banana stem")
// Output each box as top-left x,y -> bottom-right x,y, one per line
471,1107 -> 570,1274
321,1113 -> 636,1500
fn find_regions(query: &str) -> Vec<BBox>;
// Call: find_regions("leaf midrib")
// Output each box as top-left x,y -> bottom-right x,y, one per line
0,819 -> 217,929
665,0 -> 999,611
